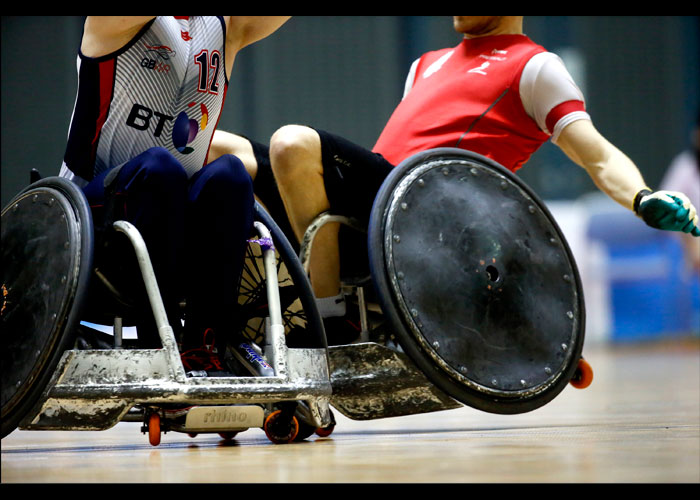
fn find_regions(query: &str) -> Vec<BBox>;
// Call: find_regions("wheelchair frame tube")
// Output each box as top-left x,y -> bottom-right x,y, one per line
253,221 -> 283,332
252,221 -> 287,376
112,220 -> 186,382
299,212 -> 365,275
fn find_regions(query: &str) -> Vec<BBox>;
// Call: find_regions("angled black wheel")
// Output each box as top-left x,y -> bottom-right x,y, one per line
1,177 -> 94,437
368,148 -> 585,415
235,202 -> 326,350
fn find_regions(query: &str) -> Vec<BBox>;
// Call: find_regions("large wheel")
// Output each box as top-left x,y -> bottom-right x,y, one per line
1,177 -> 94,437
368,149 -> 585,415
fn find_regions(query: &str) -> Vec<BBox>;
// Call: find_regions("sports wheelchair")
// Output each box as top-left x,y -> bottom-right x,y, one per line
1,148 -> 592,446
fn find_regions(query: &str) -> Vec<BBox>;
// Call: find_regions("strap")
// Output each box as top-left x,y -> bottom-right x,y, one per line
633,188 -> 653,214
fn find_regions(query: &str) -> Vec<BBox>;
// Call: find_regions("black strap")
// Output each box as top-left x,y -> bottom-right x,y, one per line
633,188 -> 653,214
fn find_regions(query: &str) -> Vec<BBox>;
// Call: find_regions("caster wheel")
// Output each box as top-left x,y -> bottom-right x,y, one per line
264,409 -> 299,444
570,357 -> 593,389
218,432 -> 238,441
315,424 -> 335,438
148,413 -> 161,446
294,420 -> 317,442
188,433 -> 198,438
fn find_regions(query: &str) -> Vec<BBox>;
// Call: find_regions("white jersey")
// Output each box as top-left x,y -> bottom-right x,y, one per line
60,16 -> 228,186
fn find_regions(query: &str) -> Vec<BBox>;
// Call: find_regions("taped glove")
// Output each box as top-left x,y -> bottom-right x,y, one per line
634,189 -> 700,236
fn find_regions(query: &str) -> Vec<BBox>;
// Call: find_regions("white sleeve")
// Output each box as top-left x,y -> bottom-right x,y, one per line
519,51 -> 591,142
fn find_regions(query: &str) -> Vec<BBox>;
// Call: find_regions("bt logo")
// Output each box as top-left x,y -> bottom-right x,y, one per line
126,101 -> 209,155
172,102 -> 209,154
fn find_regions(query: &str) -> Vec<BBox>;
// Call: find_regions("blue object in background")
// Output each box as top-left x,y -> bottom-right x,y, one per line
587,210 -> 700,342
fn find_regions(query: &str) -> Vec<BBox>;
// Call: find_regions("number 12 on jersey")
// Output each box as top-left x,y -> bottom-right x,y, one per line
194,49 -> 221,95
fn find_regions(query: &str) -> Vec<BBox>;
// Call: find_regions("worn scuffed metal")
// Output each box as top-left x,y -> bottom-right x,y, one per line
328,343 -> 461,420
18,220 -> 334,434
300,213 -> 464,421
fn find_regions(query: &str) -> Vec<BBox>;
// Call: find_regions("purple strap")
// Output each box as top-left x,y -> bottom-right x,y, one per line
248,237 -> 275,251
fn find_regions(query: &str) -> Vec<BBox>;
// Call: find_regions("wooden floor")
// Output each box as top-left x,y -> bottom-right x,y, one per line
2,340 -> 699,483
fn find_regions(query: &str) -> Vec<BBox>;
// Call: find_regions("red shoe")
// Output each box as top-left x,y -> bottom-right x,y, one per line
180,328 -> 225,373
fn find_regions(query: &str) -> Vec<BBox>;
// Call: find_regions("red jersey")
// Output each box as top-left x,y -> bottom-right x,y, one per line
373,34 -> 579,172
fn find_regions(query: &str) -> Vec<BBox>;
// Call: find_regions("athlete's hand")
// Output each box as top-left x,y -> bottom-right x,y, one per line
634,189 -> 700,236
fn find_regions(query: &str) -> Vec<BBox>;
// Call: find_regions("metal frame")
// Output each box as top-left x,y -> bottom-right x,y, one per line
18,220 -> 334,433
299,212 -> 462,421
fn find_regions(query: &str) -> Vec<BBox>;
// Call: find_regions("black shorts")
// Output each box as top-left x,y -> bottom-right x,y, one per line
316,129 -> 395,226
248,129 -> 395,233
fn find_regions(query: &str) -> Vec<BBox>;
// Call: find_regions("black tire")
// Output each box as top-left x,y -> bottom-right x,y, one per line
368,148 -> 585,415
1,177 -> 94,437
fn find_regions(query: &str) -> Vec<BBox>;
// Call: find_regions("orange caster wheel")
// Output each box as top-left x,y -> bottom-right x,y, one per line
570,357 -> 593,389
148,413 -> 161,446
315,424 -> 335,438
264,410 -> 299,444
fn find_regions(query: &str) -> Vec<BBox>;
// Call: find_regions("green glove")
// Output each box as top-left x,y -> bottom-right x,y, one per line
634,189 -> 700,236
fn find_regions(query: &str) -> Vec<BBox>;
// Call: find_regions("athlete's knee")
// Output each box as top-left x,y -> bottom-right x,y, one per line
269,125 -> 321,180
206,154 -> 254,197
209,131 -> 258,179
117,147 -> 187,197
139,147 -> 188,185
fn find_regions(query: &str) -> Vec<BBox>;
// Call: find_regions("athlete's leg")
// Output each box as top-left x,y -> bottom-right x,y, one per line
270,126 -> 394,344
83,147 -> 189,347
184,154 -> 255,350
208,130 -> 259,180
269,125 -> 341,301
208,129 -> 297,248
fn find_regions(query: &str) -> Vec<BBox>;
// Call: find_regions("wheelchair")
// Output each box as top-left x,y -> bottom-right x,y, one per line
1,173 -> 333,445
305,148 -> 592,419
1,148 -> 593,446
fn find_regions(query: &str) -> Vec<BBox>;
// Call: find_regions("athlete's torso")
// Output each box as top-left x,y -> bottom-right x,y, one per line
373,34 -> 549,171
61,16 -> 228,185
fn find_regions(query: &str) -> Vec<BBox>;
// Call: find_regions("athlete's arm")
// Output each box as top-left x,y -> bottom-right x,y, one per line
557,120 -> 699,235
556,119 -> 647,210
81,16 -> 155,58
226,16 -> 290,51
223,16 -> 290,77
521,52 -> 646,209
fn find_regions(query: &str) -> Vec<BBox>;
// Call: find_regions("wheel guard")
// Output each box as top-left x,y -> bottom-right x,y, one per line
369,149 -> 585,413
1,178 -> 92,424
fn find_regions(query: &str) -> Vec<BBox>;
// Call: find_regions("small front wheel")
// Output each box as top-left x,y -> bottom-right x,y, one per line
570,358 -> 593,389
148,413 -> 161,446
315,424 -> 335,438
264,410 -> 299,444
